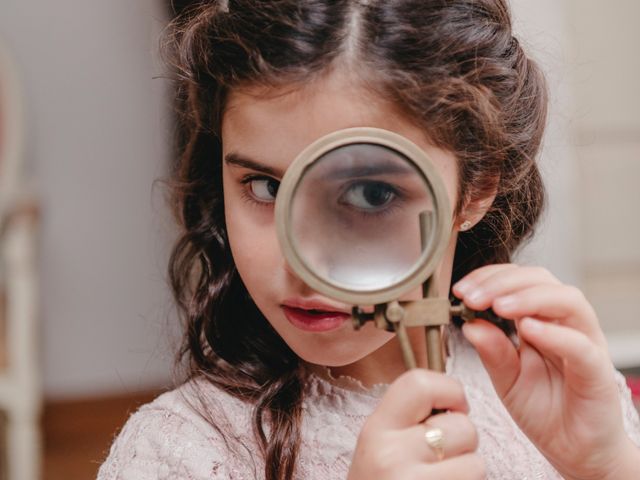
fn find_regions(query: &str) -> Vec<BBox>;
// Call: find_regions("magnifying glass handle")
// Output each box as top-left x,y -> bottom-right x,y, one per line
426,323 -> 446,415
426,326 -> 445,373
451,303 -> 514,332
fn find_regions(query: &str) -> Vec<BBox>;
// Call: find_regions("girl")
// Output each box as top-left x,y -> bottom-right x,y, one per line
98,1 -> 640,479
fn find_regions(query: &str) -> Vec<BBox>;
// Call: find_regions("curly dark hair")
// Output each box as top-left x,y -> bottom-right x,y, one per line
164,1 -> 548,478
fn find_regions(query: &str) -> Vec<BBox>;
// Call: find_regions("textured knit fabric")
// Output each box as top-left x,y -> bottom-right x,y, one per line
97,327 -> 640,479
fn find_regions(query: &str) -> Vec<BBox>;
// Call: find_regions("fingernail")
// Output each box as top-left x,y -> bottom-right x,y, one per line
494,295 -> 517,311
466,289 -> 485,303
453,280 -> 470,295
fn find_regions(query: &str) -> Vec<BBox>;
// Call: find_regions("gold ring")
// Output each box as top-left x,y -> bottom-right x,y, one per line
424,426 -> 445,461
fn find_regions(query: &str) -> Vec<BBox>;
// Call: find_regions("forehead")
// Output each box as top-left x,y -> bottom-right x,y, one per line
221,71 -> 458,186
223,75 -> 392,155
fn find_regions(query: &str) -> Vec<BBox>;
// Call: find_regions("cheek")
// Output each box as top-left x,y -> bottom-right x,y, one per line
223,172 -> 281,293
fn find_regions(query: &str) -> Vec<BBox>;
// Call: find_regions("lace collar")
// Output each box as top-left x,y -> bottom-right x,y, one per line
301,325 -> 464,400
304,362 -> 389,398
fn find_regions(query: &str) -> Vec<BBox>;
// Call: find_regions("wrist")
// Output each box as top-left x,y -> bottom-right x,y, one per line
560,437 -> 640,480
599,439 -> 640,480
575,438 -> 640,480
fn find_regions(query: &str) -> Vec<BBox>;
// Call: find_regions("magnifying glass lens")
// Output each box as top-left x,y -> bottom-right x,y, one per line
290,143 -> 437,291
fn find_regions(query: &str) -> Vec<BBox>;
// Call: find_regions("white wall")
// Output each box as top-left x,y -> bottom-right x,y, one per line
509,0 -> 581,286
511,0 -> 640,366
0,0 -> 178,398
563,0 -> 640,366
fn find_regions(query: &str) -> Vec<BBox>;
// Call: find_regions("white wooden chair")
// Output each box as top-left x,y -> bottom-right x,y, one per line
0,38 -> 42,480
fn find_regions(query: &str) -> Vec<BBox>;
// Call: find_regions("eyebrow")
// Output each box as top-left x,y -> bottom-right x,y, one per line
325,161 -> 415,180
224,152 -> 284,178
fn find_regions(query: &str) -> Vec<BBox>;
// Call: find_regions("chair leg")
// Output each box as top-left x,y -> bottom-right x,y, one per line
7,412 -> 41,480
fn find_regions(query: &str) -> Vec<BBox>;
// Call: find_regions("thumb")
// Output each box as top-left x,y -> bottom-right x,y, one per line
462,319 -> 521,398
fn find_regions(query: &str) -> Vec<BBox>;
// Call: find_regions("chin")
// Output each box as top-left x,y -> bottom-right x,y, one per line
283,331 -> 395,367
293,349 -> 367,367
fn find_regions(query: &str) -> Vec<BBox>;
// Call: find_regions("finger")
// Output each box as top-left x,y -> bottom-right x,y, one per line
462,319 -> 520,398
452,263 -> 517,298
370,369 -> 468,430
401,412 -> 478,463
518,317 -> 612,389
492,284 -> 605,346
410,453 -> 486,480
458,265 -> 561,311
515,322 -> 566,387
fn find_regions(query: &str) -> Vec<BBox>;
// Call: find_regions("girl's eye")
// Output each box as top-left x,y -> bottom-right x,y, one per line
247,177 -> 280,202
339,181 -> 397,211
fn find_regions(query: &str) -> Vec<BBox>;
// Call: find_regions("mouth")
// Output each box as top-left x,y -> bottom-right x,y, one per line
281,303 -> 351,333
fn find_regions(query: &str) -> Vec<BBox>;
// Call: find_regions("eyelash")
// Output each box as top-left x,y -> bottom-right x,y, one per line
238,175 -> 408,220
239,174 -> 280,207
338,180 -> 406,219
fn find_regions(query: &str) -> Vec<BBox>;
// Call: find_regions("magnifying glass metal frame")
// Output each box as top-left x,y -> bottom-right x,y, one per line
275,127 -> 503,372
275,127 -> 453,306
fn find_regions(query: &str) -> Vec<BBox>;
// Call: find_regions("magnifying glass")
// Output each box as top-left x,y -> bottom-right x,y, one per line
275,127 -> 500,372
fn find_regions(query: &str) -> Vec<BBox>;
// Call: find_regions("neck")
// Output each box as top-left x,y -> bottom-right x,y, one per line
327,326 -> 430,387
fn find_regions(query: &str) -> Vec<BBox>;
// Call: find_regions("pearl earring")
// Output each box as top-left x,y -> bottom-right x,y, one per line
460,220 -> 472,231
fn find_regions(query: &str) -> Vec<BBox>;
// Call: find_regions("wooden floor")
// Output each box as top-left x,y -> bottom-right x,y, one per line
42,390 -> 161,480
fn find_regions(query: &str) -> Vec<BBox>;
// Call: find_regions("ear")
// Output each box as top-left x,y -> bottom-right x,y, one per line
455,188 -> 498,232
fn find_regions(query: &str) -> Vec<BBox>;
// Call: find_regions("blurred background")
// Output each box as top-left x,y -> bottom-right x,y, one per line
0,0 -> 638,479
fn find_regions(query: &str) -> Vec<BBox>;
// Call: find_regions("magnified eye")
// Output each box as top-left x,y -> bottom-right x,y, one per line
248,177 -> 280,202
340,181 -> 397,211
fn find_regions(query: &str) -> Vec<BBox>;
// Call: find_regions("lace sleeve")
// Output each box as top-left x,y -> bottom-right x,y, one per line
96,405 -> 236,480
614,370 -> 640,447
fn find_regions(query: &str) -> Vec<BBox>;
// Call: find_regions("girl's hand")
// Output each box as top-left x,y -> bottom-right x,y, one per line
347,369 -> 485,480
454,264 -> 639,480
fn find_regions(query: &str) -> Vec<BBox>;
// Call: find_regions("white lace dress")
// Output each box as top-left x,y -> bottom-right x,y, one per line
97,328 -> 640,479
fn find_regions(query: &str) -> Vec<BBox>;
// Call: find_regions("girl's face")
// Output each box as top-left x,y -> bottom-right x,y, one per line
222,72 -> 460,372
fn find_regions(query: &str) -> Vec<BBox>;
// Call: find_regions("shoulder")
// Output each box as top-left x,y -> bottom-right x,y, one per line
97,378 -> 259,480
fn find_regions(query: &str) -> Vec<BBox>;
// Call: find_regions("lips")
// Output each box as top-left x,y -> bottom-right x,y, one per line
281,300 -> 351,332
